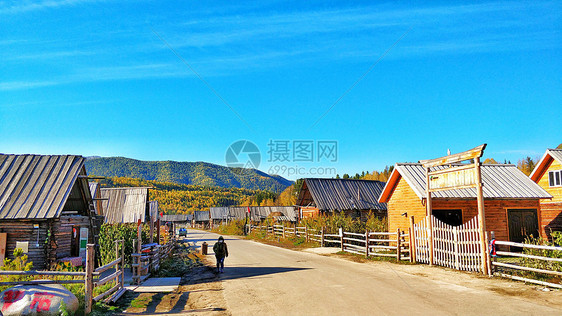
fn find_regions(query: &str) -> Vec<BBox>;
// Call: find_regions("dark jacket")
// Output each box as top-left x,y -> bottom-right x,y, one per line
213,241 -> 228,258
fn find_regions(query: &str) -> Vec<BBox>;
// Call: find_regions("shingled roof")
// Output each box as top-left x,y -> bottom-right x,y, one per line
0,154 -> 92,219
297,178 -> 387,212
379,163 -> 552,203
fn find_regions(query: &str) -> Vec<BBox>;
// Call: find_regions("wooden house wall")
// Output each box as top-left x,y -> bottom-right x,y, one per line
387,176 -> 540,241
0,216 -> 91,270
536,159 -> 562,238
300,207 -> 319,219
0,220 -> 50,270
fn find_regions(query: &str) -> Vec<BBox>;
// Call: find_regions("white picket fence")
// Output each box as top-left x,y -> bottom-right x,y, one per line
414,215 -> 482,272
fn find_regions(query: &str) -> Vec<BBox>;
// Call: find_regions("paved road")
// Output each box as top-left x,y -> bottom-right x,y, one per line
188,230 -> 560,316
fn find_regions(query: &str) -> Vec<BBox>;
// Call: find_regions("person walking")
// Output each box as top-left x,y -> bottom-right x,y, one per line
213,236 -> 228,273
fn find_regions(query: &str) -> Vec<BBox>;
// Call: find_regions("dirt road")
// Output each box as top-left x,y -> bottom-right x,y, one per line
188,230 -> 562,316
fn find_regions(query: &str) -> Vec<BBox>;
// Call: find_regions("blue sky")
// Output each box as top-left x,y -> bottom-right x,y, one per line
1,0 -> 560,180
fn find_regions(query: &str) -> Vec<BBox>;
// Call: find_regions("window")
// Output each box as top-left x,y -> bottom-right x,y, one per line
433,209 -> 463,226
549,170 -> 562,187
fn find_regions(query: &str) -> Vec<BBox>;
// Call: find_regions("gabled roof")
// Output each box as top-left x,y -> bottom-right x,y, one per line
530,149 -> 562,182
100,187 -> 149,223
297,178 -> 387,212
210,207 -> 229,220
0,154 -> 91,219
379,163 -> 552,203
89,182 -> 100,198
193,210 -> 210,221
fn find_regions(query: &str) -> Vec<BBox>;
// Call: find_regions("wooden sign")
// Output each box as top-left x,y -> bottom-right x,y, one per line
428,165 -> 476,192
420,144 -> 486,168
421,144 -> 489,275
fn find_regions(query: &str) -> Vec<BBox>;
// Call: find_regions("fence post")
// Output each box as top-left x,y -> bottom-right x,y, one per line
340,228 -> 344,252
396,229 -> 402,261
487,231 -> 494,277
85,244 -> 95,314
120,240 -> 125,290
321,228 -> 325,247
115,240 -> 119,287
453,226 -> 460,270
282,223 -> 285,239
365,230 -> 370,258
409,216 -> 416,263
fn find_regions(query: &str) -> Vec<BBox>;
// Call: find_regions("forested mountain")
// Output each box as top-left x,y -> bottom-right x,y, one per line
98,177 -> 269,214
86,157 -> 292,192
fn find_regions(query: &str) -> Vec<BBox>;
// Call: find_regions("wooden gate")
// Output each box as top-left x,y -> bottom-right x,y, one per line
414,216 -> 482,272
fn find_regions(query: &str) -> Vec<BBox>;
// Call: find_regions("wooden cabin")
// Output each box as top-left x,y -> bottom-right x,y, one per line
100,187 -> 150,224
296,178 -> 387,220
263,206 -> 298,223
210,207 -> 229,228
193,210 -> 210,229
0,154 -> 98,269
530,149 -> 562,239
209,206 -> 298,225
161,214 -> 192,233
378,163 -> 551,242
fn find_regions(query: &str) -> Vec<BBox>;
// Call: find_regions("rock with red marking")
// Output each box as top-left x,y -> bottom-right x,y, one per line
0,283 -> 79,315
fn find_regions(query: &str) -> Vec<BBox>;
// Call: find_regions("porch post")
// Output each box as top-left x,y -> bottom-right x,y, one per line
474,157 -> 488,275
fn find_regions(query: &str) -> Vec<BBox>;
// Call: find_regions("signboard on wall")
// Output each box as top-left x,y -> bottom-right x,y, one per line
429,166 -> 476,191
79,227 -> 88,258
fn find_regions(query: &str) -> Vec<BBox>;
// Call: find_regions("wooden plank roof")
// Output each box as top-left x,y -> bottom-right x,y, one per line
193,210 -> 210,221
210,207 -> 229,220
296,178 -> 387,212
0,154 -> 91,219
100,187 -> 149,223
161,214 -> 192,222
530,149 -> 562,182
379,163 -> 552,203
210,206 -> 298,221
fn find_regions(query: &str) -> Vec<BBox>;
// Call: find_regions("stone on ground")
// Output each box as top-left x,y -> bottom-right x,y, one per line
0,283 -> 79,315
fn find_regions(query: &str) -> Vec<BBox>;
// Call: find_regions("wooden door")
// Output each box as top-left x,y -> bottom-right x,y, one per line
508,209 -> 539,243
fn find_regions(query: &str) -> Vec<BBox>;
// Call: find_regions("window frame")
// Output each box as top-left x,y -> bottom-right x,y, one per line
549,170 -> 562,187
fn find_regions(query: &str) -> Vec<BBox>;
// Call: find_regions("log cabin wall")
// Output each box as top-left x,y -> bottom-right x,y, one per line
0,220 -> 50,270
387,176 -> 541,242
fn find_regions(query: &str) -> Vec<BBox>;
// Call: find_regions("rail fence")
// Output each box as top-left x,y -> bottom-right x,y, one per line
132,238 -> 176,285
0,240 -> 125,314
491,240 -> 562,289
247,224 -> 411,261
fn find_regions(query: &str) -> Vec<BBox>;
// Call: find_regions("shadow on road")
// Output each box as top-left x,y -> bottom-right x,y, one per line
185,265 -> 310,285
219,266 -> 310,281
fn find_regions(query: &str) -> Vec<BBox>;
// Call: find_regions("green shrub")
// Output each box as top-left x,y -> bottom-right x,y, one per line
300,212 -> 387,234
99,223 -> 151,266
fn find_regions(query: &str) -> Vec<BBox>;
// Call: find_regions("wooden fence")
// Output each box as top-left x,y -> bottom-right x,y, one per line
491,239 -> 562,289
414,215 -> 482,272
0,241 -> 125,314
132,238 -> 176,285
248,224 -> 410,261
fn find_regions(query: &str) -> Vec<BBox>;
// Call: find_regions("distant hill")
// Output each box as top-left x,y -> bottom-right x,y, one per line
85,157 -> 292,192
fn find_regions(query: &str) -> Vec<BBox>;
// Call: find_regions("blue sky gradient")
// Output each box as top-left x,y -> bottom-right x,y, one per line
1,1 -> 560,180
